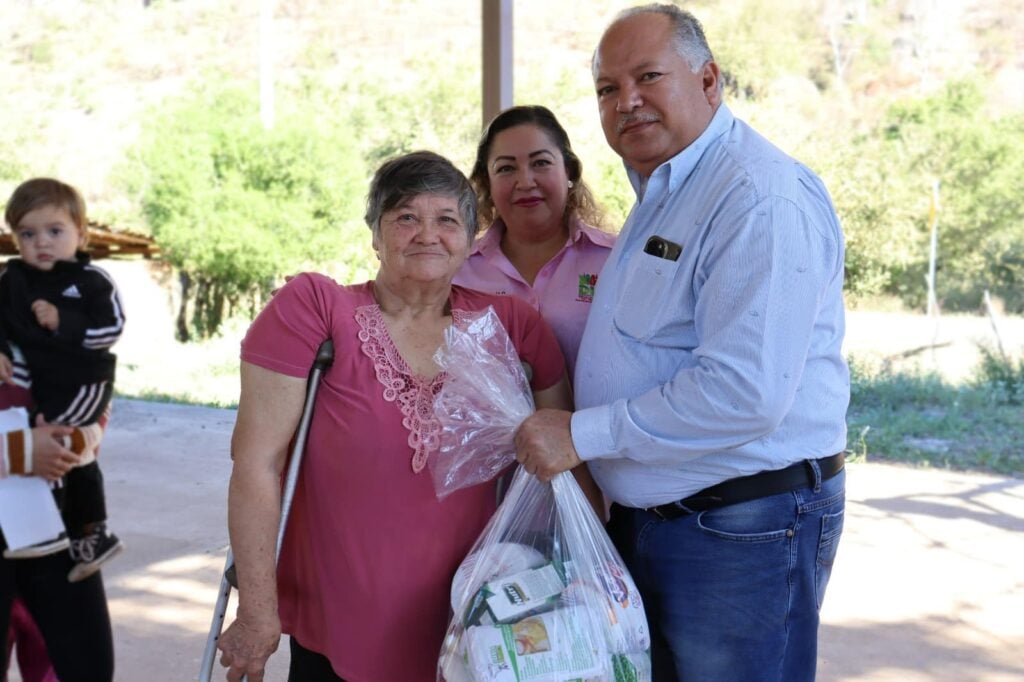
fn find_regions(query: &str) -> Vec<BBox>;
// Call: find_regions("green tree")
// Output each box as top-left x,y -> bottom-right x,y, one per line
123,82 -> 368,339
882,82 -> 1024,311
814,80 -> 1024,312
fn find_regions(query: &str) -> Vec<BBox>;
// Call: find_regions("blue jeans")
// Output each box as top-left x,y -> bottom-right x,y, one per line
607,466 -> 845,682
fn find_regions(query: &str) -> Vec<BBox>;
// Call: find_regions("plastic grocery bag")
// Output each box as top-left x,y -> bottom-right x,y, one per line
431,308 -> 651,680
437,468 -> 651,681
431,307 -> 534,500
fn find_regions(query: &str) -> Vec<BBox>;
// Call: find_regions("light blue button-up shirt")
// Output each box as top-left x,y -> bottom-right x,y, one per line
572,104 -> 850,508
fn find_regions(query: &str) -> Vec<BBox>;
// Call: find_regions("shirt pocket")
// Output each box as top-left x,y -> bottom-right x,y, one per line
612,251 -> 683,341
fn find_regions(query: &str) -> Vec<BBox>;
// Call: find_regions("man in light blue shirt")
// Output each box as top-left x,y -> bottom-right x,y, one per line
514,4 -> 849,680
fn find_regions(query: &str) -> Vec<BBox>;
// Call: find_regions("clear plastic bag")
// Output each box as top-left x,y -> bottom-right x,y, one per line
431,307 -> 534,500
438,467 -> 651,681
431,308 -> 651,680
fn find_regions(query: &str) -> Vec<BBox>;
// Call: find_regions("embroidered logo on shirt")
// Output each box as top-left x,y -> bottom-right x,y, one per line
577,273 -> 598,302
61,285 -> 83,299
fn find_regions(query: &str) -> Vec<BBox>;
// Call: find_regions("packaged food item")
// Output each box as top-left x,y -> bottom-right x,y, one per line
462,562 -> 565,626
464,608 -> 606,682
560,562 -> 650,654
452,542 -> 547,615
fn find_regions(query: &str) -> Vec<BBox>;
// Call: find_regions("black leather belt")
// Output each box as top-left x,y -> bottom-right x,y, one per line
645,452 -> 845,520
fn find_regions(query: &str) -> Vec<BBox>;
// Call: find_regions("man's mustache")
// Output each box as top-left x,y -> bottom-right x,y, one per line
616,112 -> 660,134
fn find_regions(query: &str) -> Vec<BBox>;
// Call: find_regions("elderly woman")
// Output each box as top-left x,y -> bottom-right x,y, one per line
217,151 -> 586,681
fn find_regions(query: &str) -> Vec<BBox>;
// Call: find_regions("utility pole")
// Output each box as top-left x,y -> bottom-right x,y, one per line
926,180 -> 940,318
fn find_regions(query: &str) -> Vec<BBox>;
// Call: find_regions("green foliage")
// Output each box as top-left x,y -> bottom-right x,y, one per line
883,82 -> 1024,311
708,0 -> 831,99
816,81 -> 1024,312
847,356 -> 1024,475
815,129 -> 922,302
334,58 -> 481,173
974,345 -> 1024,405
121,82 -> 368,339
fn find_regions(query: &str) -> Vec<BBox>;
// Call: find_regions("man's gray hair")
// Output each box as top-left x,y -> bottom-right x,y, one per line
593,3 -> 715,79
364,150 -> 477,240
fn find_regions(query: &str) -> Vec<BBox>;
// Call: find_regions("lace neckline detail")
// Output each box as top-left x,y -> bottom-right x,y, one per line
355,303 -> 470,473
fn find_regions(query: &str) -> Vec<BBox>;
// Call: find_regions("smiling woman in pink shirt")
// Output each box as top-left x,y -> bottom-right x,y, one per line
454,106 -> 615,378
216,151 -> 604,682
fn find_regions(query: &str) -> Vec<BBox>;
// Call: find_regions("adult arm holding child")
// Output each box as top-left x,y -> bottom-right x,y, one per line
0,354 -> 11,383
1,415 -> 78,482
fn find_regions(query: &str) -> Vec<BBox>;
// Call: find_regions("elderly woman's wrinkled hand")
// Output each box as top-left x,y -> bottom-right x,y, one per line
217,611 -> 281,682
514,408 -> 581,482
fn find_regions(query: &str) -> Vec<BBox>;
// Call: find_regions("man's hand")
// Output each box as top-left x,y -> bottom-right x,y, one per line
514,409 -> 581,482
0,354 -> 12,382
31,415 -> 78,481
31,300 -> 60,331
218,610 -> 281,682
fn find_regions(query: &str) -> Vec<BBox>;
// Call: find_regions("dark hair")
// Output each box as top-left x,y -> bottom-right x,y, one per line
4,177 -> 88,238
364,151 -> 477,241
470,105 -> 602,229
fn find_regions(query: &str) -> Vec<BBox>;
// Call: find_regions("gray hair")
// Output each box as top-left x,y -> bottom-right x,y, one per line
593,3 -> 715,79
364,150 -> 477,241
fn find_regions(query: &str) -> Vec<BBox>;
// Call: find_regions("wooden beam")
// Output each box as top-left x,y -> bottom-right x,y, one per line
481,0 -> 513,127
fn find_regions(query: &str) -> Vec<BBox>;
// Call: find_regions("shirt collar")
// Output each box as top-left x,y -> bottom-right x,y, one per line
626,103 -> 735,198
469,219 -> 507,256
570,216 -> 617,248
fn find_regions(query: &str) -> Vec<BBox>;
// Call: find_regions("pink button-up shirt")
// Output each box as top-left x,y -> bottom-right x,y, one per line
454,218 -> 615,378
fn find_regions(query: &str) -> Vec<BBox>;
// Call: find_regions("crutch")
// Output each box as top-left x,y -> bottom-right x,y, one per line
199,338 -> 335,682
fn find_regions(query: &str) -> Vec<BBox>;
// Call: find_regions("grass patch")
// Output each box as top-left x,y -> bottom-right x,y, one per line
847,354 -> 1024,476
114,388 -> 237,410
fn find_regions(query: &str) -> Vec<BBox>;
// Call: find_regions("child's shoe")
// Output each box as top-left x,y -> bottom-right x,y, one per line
3,532 -> 70,559
67,523 -> 124,583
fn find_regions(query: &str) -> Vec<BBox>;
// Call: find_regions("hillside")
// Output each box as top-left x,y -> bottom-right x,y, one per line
2,0 -> 1022,224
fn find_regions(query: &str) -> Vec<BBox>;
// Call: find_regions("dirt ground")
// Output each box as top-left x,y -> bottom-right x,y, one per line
842,308 -> 1024,383
8,399 -> 1020,682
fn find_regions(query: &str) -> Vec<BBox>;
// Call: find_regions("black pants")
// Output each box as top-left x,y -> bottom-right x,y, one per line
289,637 -> 345,681
0,548 -> 113,681
32,378 -> 114,537
57,461 -> 108,536
32,379 -> 113,430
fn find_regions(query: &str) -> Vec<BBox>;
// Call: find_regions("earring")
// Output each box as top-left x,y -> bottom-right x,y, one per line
567,180 -> 574,189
